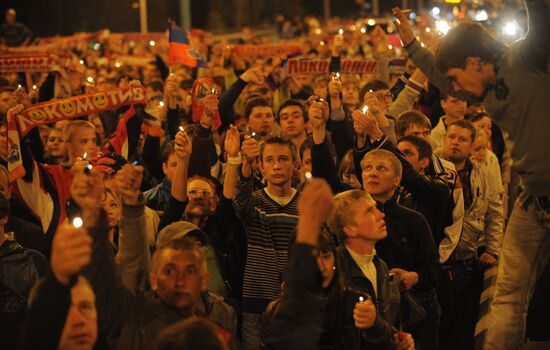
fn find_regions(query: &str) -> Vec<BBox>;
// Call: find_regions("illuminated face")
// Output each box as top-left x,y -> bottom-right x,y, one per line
68,127 -> 98,160
397,140 -> 428,173
342,83 -> 359,106
471,135 -> 488,163
444,125 -> 474,164
361,156 -> 400,201
301,148 -> 312,174
260,143 -> 295,187
185,179 -> 216,218
441,96 -> 467,120
316,251 -> 335,288
102,191 -> 120,229
472,116 -> 492,140
344,196 -> 387,242
279,105 -> 306,138
58,280 -> 98,350
445,60 -> 487,98
248,106 -> 275,136
368,89 -> 393,110
162,154 -> 178,182
150,248 -> 207,312
46,128 -> 66,159
403,124 -> 431,141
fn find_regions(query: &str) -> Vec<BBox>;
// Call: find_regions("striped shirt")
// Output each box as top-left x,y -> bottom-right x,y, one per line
233,175 -> 300,314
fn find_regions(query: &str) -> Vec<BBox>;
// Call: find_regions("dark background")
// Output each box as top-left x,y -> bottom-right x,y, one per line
0,0 -> 419,37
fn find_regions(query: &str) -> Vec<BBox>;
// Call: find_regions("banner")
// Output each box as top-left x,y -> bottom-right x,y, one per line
7,86 -> 147,181
232,44 -> 302,58
284,58 -> 377,75
388,59 -> 407,76
0,53 -> 69,73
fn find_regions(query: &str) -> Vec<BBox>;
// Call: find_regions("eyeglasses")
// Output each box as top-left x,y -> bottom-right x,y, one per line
195,87 -> 219,99
188,189 -> 213,198
376,93 -> 393,101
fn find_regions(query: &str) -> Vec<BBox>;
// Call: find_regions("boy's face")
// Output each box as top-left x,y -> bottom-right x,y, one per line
248,106 -> 275,136
162,153 -> 178,182
445,57 -> 487,98
344,196 -> 387,242
260,143 -> 296,187
68,127 -> 98,160
361,156 -> 400,200
279,105 -> 306,138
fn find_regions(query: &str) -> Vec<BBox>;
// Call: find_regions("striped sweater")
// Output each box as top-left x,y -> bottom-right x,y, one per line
233,175 -> 300,315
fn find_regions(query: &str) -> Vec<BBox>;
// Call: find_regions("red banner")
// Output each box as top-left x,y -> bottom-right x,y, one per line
7,87 -> 147,181
285,58 -> 377,76
0,53 -> 69,73
232,44 -> 302,58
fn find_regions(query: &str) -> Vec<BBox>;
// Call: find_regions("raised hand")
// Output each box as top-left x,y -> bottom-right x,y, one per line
241,135 -> 259,165
174,130 -> 193,160
328,79 -> 342,99
392,7 -> 416,47
394,332 -> 415,350
51,224 -> 93,285
353,298 -> 377,329
224,124 -> 241,158
114,164 -> 144,205
296,179 -> 334,246
307,96 -> 330,131
70,165 -> 104,225
240,68 -> 265,85
389,268 -> 419,291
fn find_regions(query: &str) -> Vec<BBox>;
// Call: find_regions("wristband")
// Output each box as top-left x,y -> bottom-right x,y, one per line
227,153 -> 242,166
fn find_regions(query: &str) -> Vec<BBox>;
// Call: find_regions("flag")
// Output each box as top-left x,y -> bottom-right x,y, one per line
168,21 -> 206,67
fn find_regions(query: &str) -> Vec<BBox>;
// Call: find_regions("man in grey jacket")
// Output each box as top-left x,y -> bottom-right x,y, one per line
393,3 -> 549,348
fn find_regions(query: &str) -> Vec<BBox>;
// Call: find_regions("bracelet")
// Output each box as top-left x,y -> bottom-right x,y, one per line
227,154 -> 242,166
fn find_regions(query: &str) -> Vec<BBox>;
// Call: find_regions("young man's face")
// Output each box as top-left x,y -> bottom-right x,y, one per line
58,280 -> 98,350
316,251 -> 335,288
441,96 -> 467,120
248,106 -> 275,136
260,143 -> 295,187
403,123 -> 431,141
445,59 -> 486,98
444,125 -> 474,164
345,196 -> 387,242
185,179 -> 216,218
150,248 -> 207,313
68,127 -> 98,159
301,148 -> 312,175
342,83 -> 359,106
102,191 -> 121,230
162,153 -> 178,182
471,135 -> 488,163
46,129 -> 66,159
397,141 -> 428,173
279,105 -> 306,138
361,156 -> 401,200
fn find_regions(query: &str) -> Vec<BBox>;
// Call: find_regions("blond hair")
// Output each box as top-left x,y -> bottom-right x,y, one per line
63,120 -> 95,144
328,189 -> 372,243
360,149 -> 403,178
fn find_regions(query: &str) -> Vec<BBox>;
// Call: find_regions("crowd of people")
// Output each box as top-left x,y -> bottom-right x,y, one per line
0,2 -> 549,350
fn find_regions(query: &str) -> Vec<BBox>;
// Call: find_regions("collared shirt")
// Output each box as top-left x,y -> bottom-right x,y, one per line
346,245 -> 378,298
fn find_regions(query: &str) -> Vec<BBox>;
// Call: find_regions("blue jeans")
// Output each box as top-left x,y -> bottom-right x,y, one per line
485,189 -> 550,350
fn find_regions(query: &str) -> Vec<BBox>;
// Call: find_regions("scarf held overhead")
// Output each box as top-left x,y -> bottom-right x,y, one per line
7,86 -> 147,181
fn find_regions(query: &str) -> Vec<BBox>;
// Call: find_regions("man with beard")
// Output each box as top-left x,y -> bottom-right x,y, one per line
439,119 -> 504,350
159,126 -> 246,310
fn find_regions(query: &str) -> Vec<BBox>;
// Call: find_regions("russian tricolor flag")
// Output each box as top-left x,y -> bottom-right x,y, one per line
168,21 -> 207,67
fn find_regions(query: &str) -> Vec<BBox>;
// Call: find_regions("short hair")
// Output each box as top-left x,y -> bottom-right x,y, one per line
259,136 -> 298,163
360,80 -> 389,101
466,111 -> 491,124
277,99 -> 308,122
151,236 -> 207,274
361,149 -> 403,177
162,141 -> 176,163
396,110 -> 432,138
243,97 -> 271,120
435,22 -> 506,73
328,190 -> 372,243
156,318 -> 227,350
397,135 -> 433,161
63,120 -> 95,144
448,119 -> 477,143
